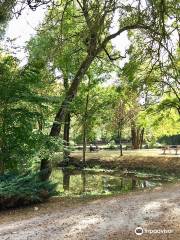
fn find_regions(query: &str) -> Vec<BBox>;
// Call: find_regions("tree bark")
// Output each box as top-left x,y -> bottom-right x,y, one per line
118,128 -> 123,156
82,124 -> 87,166
131,123 -> 144,149
131,121 -> 140,149
39,158 -> 52,181
37,118 -> 43,131
81,171 -> 86,193
62,169 -> 70,191
39,55 -> 95,179
82,88 -> 90,166
63,75 -> 70,161
50,54 -> 95,137
140,128 -> 145,149
63,112 -> 71,161
0,158 -> 4,175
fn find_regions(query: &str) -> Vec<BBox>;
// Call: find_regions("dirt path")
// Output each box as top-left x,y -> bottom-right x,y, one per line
0,184 -> 180,240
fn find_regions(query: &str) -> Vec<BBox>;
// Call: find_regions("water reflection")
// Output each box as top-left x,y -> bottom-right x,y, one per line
62,170 -> 70,191
51,169 -> 164,196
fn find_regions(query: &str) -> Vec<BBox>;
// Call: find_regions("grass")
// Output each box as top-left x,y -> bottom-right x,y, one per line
72,149 -> 180,158
69,149 -> 180,174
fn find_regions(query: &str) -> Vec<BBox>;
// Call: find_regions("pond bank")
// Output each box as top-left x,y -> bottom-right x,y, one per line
68,151 -> 180,174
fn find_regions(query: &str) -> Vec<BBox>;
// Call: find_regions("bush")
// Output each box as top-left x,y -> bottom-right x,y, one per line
0,173 -> 57,209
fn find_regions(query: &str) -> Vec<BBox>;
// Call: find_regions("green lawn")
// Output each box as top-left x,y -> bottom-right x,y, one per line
72,148 -> 180,158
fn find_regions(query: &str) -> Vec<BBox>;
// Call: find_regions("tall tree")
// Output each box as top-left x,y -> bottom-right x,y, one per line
27,0 -> 179,176
49,0 -> 174,137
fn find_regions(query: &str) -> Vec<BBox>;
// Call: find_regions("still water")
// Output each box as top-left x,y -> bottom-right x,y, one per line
51,168 -> 175,196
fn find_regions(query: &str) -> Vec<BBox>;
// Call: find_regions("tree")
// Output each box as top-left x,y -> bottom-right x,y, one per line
72,74 -> 114,163
4,0 -> 177,177
0,0 -> 16,37
49,0 -> 175,137
0,54 -> 40,172
113,99 -> 135,155
118,27 -> 179,148
31,0 -> 178,176
0,53 -> 64,174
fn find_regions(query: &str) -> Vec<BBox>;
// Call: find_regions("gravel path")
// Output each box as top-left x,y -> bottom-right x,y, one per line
0,184 -> 180,240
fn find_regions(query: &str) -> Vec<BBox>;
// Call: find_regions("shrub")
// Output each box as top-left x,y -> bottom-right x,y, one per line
0,173 -> 57,209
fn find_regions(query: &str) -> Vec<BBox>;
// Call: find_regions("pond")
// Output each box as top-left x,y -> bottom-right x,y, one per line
50,168 -> 177,197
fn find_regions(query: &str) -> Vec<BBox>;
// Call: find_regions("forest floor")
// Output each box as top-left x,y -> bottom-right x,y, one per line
69,149 -> 180,173
0,183 -> 180,240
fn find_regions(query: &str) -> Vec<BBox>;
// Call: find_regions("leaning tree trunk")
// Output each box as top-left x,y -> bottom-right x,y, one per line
50,54 -> 95,137
63,75 -> 71,161
39,24 -> 142,179
63,112 -> 71,161
39,55 -> 95,180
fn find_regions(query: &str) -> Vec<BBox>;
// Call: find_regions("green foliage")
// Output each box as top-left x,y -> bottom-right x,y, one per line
27,2 -> 86,83
0,54 -> 63,172
138,106 -> 180,145
0,0 -> 16,37
0,55 -> 37,170
72,80 -> 116,142
158,96 -> 180,114
0,0 -> 179,184
0,172 -> 57,209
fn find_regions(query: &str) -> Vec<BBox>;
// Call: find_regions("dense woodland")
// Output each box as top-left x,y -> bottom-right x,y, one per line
0,0 -> 179,208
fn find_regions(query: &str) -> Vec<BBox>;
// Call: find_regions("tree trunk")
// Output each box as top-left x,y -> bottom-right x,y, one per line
62,169 -> 70,191
82,124 -> 87,166
39,158 -> 52,181
50,54 -> 95,137
0,143 -> 5,175
131,127 -> 140,149
39,55 -> 95,179
82,89 -> 90,166
0,158 -> 4,175
0,106 -> 6,174
37,107 -> 44,131
37,119 -> 43,131
140,128 -> 144,149
132,178 -> 137,189
118,128 -> 123,156
81,171 -> 86,193
131,123 -> 144,149
63,112 -> 71,161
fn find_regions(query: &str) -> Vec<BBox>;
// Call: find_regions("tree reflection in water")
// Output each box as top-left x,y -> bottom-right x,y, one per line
60,169 -> 161,195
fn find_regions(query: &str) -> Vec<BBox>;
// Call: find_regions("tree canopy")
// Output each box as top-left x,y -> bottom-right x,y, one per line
0,0 -> 179,178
